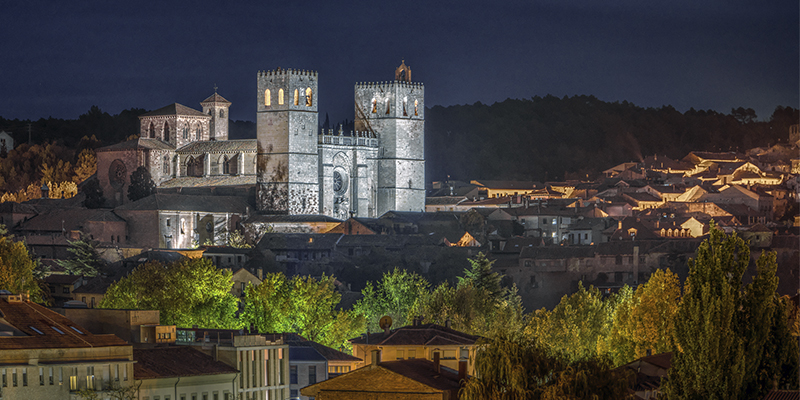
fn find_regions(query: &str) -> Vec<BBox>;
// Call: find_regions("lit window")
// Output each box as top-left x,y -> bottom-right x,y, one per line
265,89 -> 271,106
278,89 -> 284,105
294,89 -> 299,105
371,98 -> 377,113
306,87 -> 312,106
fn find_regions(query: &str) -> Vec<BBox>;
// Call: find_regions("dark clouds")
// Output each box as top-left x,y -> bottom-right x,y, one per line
1,0 -> 796,123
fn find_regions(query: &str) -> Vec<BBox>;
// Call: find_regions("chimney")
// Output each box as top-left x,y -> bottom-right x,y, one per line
458,359 -> 468,381
371,349 -> 381,366
257,268 -> 263,280
445,319 -> 451,329
433,352 -> 440,373
646,349 -> 652,356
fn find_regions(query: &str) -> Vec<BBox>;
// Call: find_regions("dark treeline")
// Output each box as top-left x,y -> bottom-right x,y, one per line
425,95 -> 799,182
0,107 -> 257,147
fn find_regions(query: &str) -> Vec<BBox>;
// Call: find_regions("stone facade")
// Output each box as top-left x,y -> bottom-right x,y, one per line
97,62 -> 426,218
257,61 -> 426,217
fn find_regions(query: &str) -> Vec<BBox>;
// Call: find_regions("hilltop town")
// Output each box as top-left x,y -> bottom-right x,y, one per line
0,63 -> 798,399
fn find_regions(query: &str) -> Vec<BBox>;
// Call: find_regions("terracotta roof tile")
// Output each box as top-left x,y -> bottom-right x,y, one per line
201,93 -> 232,104
0,297 -> 129,350
133,347 -> 238,379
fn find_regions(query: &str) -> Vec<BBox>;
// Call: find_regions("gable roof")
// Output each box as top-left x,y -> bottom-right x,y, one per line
350,323 -> 479,346
301,358 -> 462,397
140,103 -> 211,118
133,347 -> 238,379
177,139 -> 256,154
200,93 -> 232,104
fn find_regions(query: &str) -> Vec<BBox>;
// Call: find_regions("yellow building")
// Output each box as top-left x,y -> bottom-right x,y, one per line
349,321 -> 479,376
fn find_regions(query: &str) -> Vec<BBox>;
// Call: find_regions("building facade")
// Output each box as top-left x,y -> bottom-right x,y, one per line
97,62 -> 425,219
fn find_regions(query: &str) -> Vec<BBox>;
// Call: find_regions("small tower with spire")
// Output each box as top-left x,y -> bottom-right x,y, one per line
201,86 -> 231,141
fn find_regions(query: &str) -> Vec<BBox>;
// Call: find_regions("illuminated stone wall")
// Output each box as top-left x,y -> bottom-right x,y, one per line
256,69 -> 319,214
354,80 -> 425,216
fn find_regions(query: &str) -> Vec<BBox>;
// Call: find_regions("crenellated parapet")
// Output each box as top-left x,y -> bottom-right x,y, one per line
258,68 -> 318,77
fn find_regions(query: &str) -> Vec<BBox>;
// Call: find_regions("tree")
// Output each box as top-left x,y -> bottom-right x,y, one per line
525,283 -> 608,363
101,258 -> 240,329
73,148 -> 97,183
241,273 -> 364,351
599,269 -> 682,366
411,254 -> 524,337
665,223 -> 791,399
127,166 -> 155,202
353,268 -> 430,332
0,228 -> 43,302
227,228 -> 252,248
56,235 -> 106,277
83,178 -> 105,208
460,333 -> 631,400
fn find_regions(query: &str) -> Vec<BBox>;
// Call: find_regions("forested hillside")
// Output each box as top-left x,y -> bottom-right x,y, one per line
425,95 -> 798,182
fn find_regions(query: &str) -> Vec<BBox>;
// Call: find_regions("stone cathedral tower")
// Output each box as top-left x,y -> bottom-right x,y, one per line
201,91 -> 231,141
354,61 -> 425,215
256,68 -> 320,214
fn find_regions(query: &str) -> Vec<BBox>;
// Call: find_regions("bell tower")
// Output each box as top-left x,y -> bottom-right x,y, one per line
256,68 -> 320,214
354,61 -> 425,215
201,89 -> 231,141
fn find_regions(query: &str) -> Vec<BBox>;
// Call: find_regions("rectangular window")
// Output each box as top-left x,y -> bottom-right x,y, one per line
39,367 -> 43,385
123,364 -> 128,381
290,365 -> 297,384
12,369 -> 17,387
290,389 -> 298,398
86,366 -> 94,390
2,369 -> 6,387
213,393 -> 218,400
396,350 -> 404,360
22,368 -> 27,386
408,349 -> 416,359
63,287 -> 69,294
308,365 -> 316,384
49,367 -> 53,385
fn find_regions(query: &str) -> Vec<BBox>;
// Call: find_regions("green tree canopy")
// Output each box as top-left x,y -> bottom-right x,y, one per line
411,253 -> 524,337
56,234 -> 106,277
127,166 -> 155,202
461,333 -> 630,400
0,229 -> 43,302
100,257 -> 240,329
241,273 -> 363,352
666,223 -> 795,399
525,283 -> 608,363
353,268 -> 430,332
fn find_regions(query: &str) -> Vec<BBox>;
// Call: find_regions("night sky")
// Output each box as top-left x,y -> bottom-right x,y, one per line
2,0 -> 797,125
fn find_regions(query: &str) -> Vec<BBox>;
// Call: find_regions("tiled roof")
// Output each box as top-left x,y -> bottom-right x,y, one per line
286,339 -> 361,362
289,346 -> 327,362
763,390 -> 800,400
157,175 -> 256,188
0,296 -> 129,349
17,208 -> 125,233
301,358 -> 462,397
426,196 -> 468,206
256,233 -> 343,251
201,93 -> 232,104
133,347 -> 238,379
140,103 -> 210,118
97,138 -> 176,152
350,323 -> 479,346
177,139 -> 256,154
114,194 -> 250,213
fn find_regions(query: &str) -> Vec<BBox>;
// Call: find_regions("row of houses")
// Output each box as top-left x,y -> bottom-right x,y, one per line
0,291 -> 477,400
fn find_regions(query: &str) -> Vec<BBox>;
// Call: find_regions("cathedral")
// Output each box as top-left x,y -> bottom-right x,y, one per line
97,62 -> 425,219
